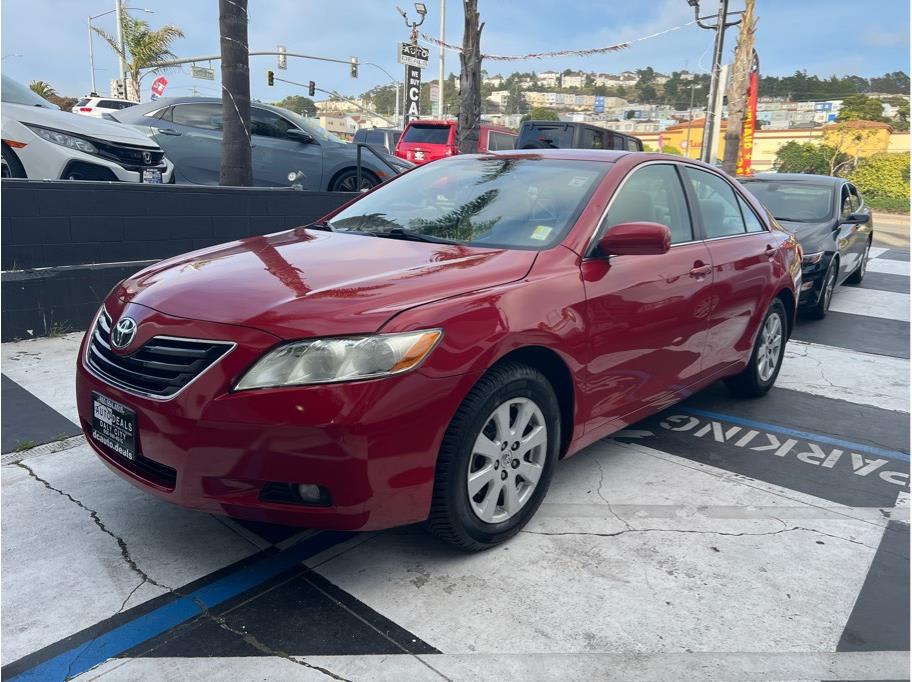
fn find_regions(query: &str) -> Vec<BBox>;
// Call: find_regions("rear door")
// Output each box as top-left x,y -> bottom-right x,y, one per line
249,106 -> 322,188
683,166 -> 775,376
581,162 -> 714,432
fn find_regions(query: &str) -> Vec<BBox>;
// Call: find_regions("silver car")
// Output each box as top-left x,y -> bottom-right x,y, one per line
113,97 -> 411,190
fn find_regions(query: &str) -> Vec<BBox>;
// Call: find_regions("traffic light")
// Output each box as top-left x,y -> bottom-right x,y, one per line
308,80 -> 316,97
350,57 -> 358,79
267,70 -> 274,86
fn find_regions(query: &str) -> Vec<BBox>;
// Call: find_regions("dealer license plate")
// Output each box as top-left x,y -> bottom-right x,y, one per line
91,392 -> 137,461
142,168 -> 163,183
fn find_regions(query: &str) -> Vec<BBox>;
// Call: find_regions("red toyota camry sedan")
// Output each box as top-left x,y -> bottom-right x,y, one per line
77,150 -> 801,550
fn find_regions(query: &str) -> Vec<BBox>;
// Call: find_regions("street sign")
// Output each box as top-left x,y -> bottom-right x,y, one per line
430,82 -> 439,103
277,45 -> 287,70
150,76 -> 168,100
191,65 -> 215,81
398,42 -> 429,69
404,65 -> 421,124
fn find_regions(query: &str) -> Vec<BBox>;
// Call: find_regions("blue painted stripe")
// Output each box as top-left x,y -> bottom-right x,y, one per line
677,407 -> 910,463
9,531 -> 353,681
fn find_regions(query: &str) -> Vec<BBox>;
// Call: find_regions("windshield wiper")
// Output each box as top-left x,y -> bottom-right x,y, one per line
372,228 -> 459,245
307,220 -> 335,232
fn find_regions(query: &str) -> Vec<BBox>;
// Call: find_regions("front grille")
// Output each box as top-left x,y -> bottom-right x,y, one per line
87,310 -> 233,398
94,140 -> 165,168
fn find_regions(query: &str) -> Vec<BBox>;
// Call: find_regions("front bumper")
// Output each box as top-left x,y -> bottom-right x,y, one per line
17,136 -> 174,183
76,304 -> 468,531
797,254 -> 833,306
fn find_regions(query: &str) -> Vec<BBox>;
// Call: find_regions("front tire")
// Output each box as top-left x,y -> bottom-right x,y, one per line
846,239 -> 871,284
806,259 -> 837,320
724,298 -> 787,398
1,144 -> 26,179
329,168 -> 379,192
425,362 -> 560,551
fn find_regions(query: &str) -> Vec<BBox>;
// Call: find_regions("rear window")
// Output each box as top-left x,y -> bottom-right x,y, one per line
75,98 -> 90,107
98,100 -> 132,110
519,124 -> 573,149
402,124 -> 451,144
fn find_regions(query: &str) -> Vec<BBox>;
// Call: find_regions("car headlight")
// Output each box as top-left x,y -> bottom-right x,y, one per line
25,125 -> 98,154
234,329 -> 443,390
802,251 -> 824,265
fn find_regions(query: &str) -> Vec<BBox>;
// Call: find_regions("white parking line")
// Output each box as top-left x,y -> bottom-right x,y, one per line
868,247 -> 890,260
829,287 -> 910,322
866,258 -> 910,277
781,340 -> 910,412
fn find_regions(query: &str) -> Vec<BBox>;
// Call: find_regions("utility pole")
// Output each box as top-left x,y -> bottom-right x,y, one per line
684,81 -> 697,158
688,0 -> 742,164
115,0 -> 127,97
437,0 -> 446,118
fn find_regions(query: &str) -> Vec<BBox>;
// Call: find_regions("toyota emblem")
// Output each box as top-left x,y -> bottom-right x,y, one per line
111,317 -> 137,349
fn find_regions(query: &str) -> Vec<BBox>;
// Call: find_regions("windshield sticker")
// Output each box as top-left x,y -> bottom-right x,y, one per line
531,225 -> 553,241
568,176 -> 589,187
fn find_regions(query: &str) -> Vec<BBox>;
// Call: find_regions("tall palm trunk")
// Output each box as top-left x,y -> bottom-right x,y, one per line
457,0 -> 483,154
219,0 -> 252,186
721,0 -> 756,175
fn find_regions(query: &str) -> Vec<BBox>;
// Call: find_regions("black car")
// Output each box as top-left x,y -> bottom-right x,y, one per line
516,121 -> 643,152
739,173 -> 874,319
352,127 -> 402,155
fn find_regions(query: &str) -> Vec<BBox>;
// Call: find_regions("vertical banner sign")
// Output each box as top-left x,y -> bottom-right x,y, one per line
150,76 -> 168,101
405,65 -> 421,124
736,53 -> 760,177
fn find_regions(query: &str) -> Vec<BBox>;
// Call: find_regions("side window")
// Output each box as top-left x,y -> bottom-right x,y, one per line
488,132 -> 515,151
626,137 -> 642,151
847,183 -> 862,212
684,167 -> 747,239
580,127 -> 605,149
364,130 -> 385,144
171,103 -> 223,130
601,164 -> 693,245
251,108 -> 295,139
610,133 -> 627,150
736,193 -> 767,233
840,185 -> 854,218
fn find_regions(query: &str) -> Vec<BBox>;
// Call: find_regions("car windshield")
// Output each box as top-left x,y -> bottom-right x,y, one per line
279,108 -> 343,142
740,180 -> 834,222
1,75 -> 59,109
327,156 -> 609,249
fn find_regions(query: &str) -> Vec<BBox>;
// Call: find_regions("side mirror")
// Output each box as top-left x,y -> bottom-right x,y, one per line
597,221 -> 672,257
843,212 -> 870,225
287,129 -> 315,144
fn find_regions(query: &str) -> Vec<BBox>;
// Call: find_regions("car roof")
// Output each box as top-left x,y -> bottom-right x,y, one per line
741,173 -> 844,185
470,148 -> 631,162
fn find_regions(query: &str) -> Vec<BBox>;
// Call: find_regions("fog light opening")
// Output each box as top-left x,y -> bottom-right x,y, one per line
259,482 -> 332,507
297,483 -> 323,503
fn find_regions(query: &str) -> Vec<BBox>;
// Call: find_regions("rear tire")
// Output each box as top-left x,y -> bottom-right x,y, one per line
1,144 -> 26,179
846,239 -> 871,284
724,298 -> 787,398
425,362 -> 560,551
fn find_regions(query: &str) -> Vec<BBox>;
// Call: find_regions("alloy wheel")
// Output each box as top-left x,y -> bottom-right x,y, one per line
757,313 -> 783,382
823,267 -> 837,311
337,174 -> 376,192
466,397 -> 547,524
860,243 -> 870,277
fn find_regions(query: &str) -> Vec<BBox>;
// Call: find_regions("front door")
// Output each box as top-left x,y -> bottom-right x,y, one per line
250,107 -> 323,189
581,163 -> 714,435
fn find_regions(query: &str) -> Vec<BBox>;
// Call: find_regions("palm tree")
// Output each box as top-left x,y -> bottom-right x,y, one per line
29,81 -> 57,100
92,14 -> 184,101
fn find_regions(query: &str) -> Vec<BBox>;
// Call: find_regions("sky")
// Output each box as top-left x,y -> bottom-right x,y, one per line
1,0 -> 909,104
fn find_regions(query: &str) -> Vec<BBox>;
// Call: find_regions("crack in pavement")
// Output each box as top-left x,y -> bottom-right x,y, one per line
14,461 -> 350,682
594,458 -> 633,531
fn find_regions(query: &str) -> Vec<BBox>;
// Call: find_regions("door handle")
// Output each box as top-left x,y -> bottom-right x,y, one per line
689,263 -> 712,278
156,128 -> 181,136
764,244 -> 777,258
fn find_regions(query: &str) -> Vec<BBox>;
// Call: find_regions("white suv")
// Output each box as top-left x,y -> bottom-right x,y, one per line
72,96 -> 137,119
1,76 -> 173,183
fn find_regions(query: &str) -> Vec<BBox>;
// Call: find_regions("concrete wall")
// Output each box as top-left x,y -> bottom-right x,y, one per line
1,180 -> 352,340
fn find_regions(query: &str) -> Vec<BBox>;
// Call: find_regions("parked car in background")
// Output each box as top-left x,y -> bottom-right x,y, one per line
1,76 -> 173,183
516,121 -> 643,152
113,97 -> 411,190
77,150 -> 800,552
394,119 -> 516,165
72,96 -> 137,119
739,173 -> 873,319
353,127 -> 402,155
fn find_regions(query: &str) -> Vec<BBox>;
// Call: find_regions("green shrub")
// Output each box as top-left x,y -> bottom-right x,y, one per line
865,195 -> 910,213
848,152 -> 910,203
644,143 -> 683,156
773,141 -> 848,175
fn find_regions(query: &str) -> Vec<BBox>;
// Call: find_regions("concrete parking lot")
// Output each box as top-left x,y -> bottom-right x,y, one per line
1,222 -> 909,681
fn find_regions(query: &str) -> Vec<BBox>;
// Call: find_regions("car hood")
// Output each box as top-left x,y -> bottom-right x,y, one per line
5,102 -> 160,147
115,229 -> 537,339
775,219 -> 835,254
